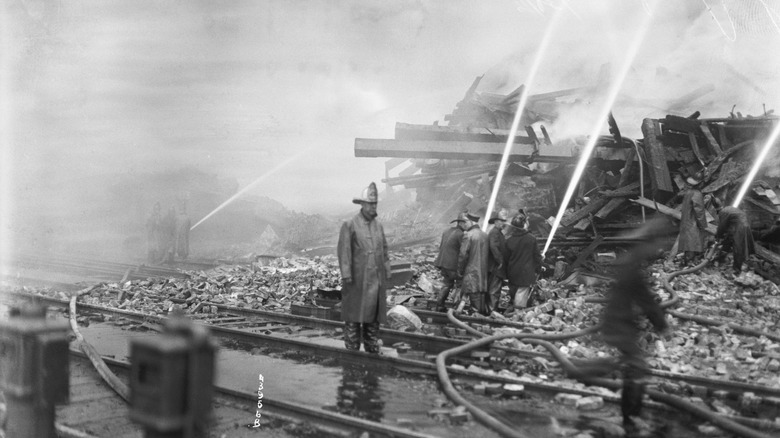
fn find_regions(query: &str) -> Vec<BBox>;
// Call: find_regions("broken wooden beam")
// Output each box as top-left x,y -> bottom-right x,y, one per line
355,138 -> 573,162
641,118 -> 675,192
383,162 -> 499,186
395,122 -> 535,144
561,198 -> 609,228
699,123 -> 723,155
631,196 -> 717,234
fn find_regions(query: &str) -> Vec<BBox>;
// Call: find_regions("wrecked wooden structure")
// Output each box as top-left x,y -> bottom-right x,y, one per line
354,75 -> 780,280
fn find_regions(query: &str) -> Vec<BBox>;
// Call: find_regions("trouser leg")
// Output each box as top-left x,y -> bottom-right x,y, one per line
487,275 -> 504,312
513,286 -> 532,309
436,269 -> 456,311
344,322 -> 361,351
468,292 -> 489,316
362,322 -> 381,354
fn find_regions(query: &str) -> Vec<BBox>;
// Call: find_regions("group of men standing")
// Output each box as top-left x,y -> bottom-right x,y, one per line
146,201 -> 191,264
433,209 -> 542,316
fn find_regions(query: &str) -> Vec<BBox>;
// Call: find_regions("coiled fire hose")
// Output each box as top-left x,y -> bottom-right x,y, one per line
436,245 -> 773,438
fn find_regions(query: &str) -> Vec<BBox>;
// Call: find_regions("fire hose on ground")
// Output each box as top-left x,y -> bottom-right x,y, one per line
435,247 -> 774,438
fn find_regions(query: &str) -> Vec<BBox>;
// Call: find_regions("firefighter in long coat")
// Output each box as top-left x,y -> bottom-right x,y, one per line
678,177 -> 707,265
486,210 -> 508,313
716,205 -> 755,274
503,213 -> 542,313
456,213 -> 490,315
433,213 -> 466,312
337,182 -> 392,353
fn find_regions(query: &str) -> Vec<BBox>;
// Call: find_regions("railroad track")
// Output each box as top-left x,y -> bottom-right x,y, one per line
55,350 -> 445,438
8,289 -> 780,433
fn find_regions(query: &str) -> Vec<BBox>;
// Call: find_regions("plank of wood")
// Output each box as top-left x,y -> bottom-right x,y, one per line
594,197 -> 628,220
700,123 -> 723,155
561,198 -> 608,227
687,132 -> 706,165
641,119 -> 674,192
631,197 -> 717,234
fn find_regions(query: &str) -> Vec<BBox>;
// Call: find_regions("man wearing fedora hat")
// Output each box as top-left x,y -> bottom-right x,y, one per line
433,212 -> 466,312
678,176 -> 707,266
486,210 -> 509,313
456,212 -> 490,315
337,182 -> 392,353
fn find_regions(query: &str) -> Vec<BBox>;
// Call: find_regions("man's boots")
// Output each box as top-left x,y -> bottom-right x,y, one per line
344,322 -> 361,351
621,379 -> 645,425
362,322 -> 381,354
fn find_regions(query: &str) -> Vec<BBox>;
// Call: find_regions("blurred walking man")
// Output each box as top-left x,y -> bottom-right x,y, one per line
601,218 -> 669,431
433,213 -> 466,312
338,182 -> 392,353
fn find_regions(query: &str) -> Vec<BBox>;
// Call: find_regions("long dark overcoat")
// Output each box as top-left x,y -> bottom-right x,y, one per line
457,225 -> 489,294
434,226 -> 463,272
338,212 -> 391,323
678,188 -> 707,253
504,228 -> 541,287
487,226 -> 507,279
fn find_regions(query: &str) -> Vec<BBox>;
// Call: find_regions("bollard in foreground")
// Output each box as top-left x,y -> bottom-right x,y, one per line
0,304 -> 70,438
130,312 -> 217,438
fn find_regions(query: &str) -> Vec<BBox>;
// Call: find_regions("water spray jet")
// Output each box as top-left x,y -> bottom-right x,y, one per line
731,119 -> 780,208
541,1 -> 657,258
191,148 -> 310,231
482,9 -> 563,232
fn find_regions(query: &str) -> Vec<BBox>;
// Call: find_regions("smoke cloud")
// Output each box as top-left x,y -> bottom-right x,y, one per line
1,0 -> 779,261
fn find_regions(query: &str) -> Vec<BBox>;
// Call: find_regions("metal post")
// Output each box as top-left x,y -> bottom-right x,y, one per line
130,312 -> 216,438
0,304 -> 70,438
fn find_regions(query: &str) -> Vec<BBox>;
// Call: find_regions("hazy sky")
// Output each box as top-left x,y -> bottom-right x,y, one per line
2,0 -> 779,253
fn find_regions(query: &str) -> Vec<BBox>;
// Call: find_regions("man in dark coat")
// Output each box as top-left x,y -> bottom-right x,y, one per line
678,177 -> 707,265
433,213 -> 466,312
337,182 -> 392,353
503,213 -> 542,313
601,218 -> 669,430
716,205 -> 755,274
486,210 -> 508,313
456,213 -> 490,315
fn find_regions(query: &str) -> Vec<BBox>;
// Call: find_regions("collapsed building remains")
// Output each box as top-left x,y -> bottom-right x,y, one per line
355,75 -> 780,282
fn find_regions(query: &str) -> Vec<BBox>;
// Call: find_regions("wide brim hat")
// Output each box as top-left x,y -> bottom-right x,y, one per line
465,213 -> 480,222
352,182 -> 379,204
488,209 -> 510,224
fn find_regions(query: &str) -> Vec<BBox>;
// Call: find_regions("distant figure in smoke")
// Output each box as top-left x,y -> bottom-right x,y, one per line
174,202 -> 191,260
337,182 -> 391,353
433,213 -> 466,312
601,218 -> 669,431
145,202 -> 163,263
486,210 -> 508,314
456,212 -> 490,316
161,205 -> 178,264
677,176 -> 707,266
716,205 -> 755,275
503,212 -> 542,313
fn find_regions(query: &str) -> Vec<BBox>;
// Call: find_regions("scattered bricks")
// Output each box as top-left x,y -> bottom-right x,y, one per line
433,398 -> 448,408
392,342 -> 411,353
715,363 -> 728,375
490,348 -> 507,359
735,349 -> 751,361
473,384 -> 487,395
768,359 -> 780,372
498,369 -> 518,379
424,354 -> 438,362
711,400 -> 738,416
713,390 -> 730,399
741,392 -> 761,409
427,409 -> 450,422
503,384 -> 525,397
697,425 -> 721,436
449,406 -> 471,425
575,396 -> 604,411
658,381 -> 680,394
554,308 -> 564,318
471,351 -> 491,361
555,393 -> 582,407
485,383 -> 504,395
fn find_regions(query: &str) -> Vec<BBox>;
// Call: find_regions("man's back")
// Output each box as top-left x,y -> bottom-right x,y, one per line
434,226 -> 462,271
